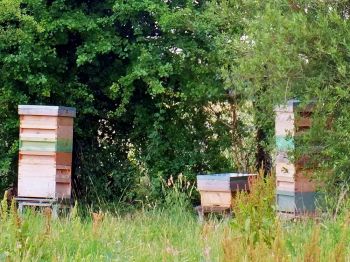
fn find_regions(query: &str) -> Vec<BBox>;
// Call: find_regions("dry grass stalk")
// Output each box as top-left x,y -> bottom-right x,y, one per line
272,222 -> 289,262
201,222 -> 215,261
44,207 -> 52,235
303,225 -> 321,262
1,190 -> 9,220
10,198 -> 21,230
221,228 -> 242,262
164,239 -> 180,257
247,239 -> 272,262
327,213 -> 349,262
92,211 -> 104,235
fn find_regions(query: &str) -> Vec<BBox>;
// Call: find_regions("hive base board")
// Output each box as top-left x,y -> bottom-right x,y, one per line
278,211 -> 320,221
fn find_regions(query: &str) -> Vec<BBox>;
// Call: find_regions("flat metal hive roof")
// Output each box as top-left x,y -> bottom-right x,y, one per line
18,105 -> 76,117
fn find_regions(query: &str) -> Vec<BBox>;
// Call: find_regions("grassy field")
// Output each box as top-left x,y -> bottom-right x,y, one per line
1,200 -> 350,261
1,175 -> 350,262
0,206 -> 350,261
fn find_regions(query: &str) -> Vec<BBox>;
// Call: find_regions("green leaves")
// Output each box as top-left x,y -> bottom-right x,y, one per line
1,0 -> 348,207
229,0 -> 350,205
0,0 -> 235,202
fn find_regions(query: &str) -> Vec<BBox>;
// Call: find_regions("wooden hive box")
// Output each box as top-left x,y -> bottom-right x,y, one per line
275,100 -> 319,214
18,105 -> 76,199
197,173 -> 256,208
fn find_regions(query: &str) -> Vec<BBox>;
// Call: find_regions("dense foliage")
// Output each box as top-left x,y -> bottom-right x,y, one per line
233,1 -> 350,205
1,0 -> 350,206
0,0 -> 241,202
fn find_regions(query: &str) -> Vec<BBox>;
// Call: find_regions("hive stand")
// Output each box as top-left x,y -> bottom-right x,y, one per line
275,100 -> 319,218
17,105 -> 76,216
195,205 -> 232,222
15,197 -> 73,218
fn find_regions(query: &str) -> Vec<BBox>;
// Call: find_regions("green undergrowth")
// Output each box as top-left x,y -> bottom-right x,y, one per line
1,175 -> 350,261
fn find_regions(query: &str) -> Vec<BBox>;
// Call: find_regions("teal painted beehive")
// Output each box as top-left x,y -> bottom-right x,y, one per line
275,100 -> 318,215
18,105 -> 76,199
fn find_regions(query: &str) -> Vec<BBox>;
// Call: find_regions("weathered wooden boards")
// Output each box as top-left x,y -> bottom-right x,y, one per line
197,173 -> 257,208
18,105 -> 76,199
275,100 -> 318,215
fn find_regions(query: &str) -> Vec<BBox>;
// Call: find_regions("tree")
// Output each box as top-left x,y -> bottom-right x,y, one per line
0,0 -> 240,203
228,0 -> 350,205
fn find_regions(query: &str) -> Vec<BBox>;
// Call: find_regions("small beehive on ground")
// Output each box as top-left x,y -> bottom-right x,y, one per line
275,99 -> 319,215
18,105 -> 76,199
197,173 -> 257,209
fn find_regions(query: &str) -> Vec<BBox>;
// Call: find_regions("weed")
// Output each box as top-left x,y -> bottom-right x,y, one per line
231,171 -> 276,245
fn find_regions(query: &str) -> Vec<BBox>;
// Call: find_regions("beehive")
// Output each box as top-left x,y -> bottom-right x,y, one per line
18,105 -> 76,199
197,173 -> 256,208
275,99 -> 318,214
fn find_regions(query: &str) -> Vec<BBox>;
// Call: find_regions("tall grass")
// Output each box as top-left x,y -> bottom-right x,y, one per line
0,175 -> 350,261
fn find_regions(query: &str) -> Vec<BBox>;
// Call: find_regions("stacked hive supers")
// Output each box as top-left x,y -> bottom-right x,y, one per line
275,100 -> 318,215
18,105 -> 76,199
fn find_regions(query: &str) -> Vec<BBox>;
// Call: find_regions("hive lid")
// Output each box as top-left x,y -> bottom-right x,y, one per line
274,99 -> 300,113
197,173 -> 257,180
18,105 -> 76,117
274,99 -> 315,113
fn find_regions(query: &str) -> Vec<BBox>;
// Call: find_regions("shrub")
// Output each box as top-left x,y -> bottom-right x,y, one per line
231,171 -> 276,245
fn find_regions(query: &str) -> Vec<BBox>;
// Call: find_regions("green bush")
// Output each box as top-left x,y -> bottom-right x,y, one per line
232,172 -> 276,245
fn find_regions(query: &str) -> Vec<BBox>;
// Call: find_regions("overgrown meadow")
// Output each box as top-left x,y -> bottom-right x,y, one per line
1,175 -> 350,261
